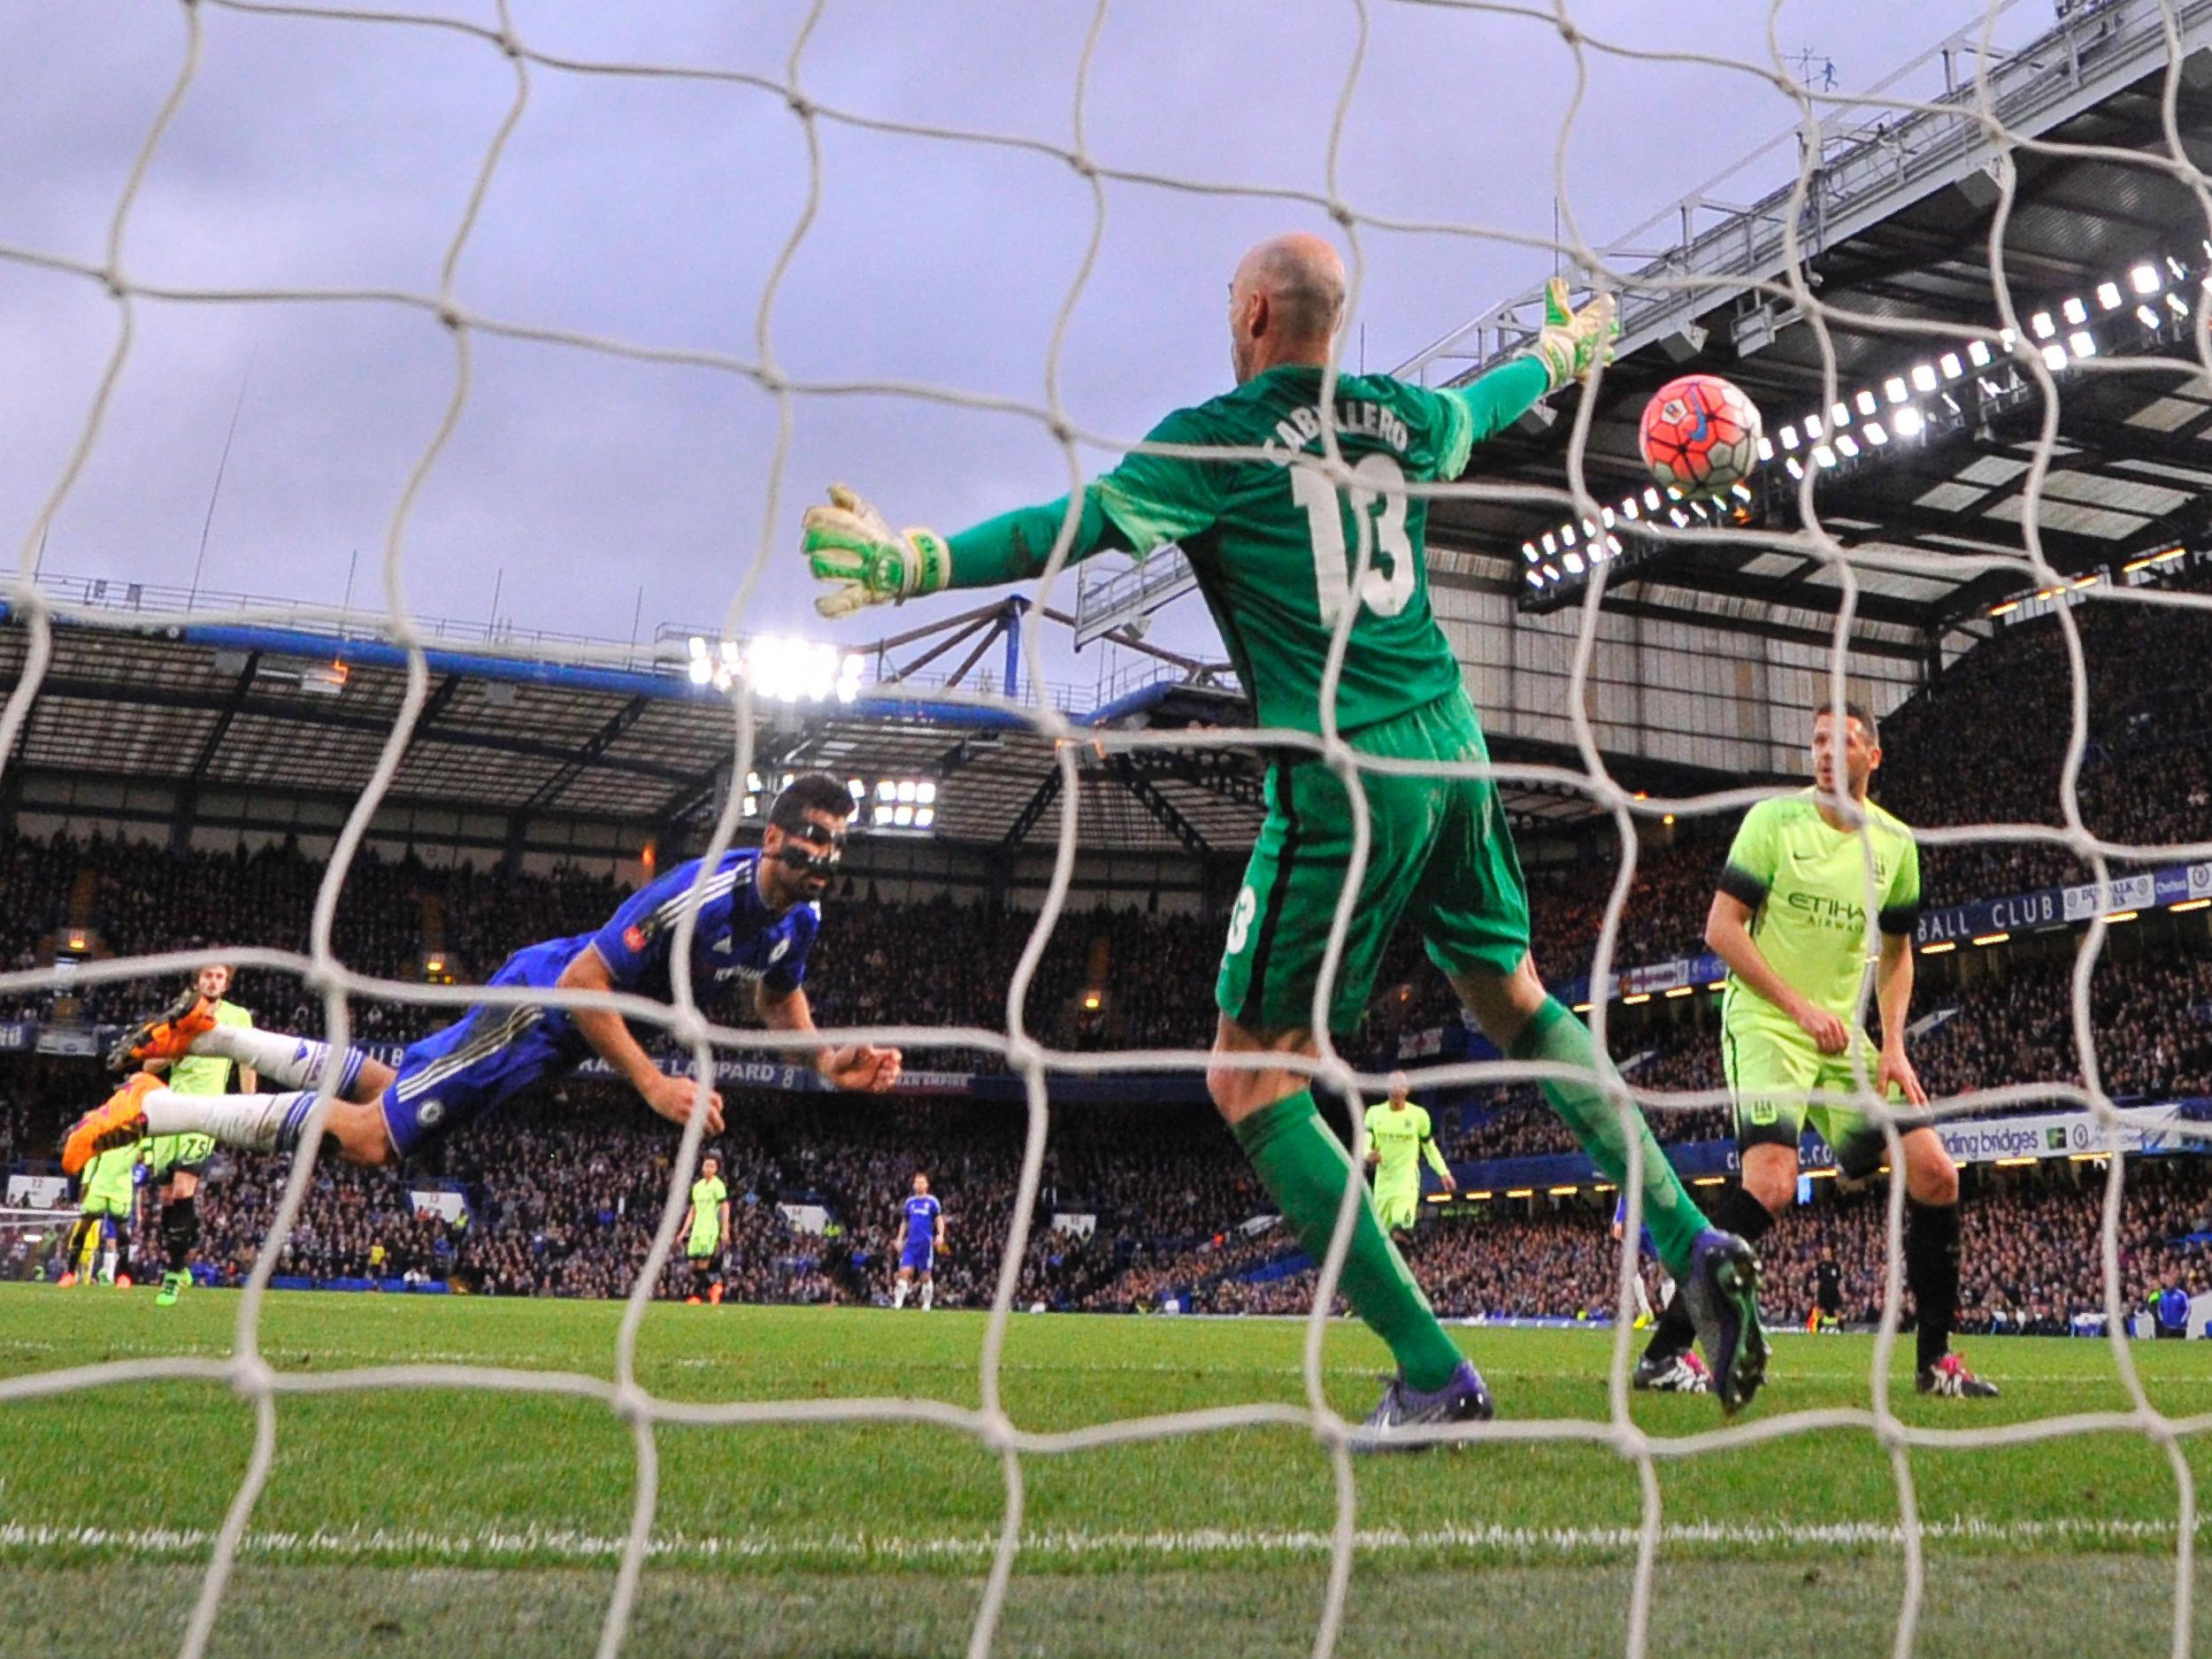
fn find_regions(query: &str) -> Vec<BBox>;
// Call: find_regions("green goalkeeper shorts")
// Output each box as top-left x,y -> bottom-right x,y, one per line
1217,688 -> 1530,1035
1724,1022 -> 1932,1180
144,1132 -> 217,1181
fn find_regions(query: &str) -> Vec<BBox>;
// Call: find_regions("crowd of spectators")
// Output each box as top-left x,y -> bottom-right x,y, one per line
1431,930 -> 2212,1164
0,834 -> 625,1037
1883,581 -> 2212,902
1152,1156 -> 2212,1336
0,1079 -> 1263,1311
9,1056 -> 2212,1338
0,565 -> 2201,1063
20,821 -> 2197,1120
0,833 -> 1336,1064
0,572 -> 2208,1331
1386,568 -> 2212,991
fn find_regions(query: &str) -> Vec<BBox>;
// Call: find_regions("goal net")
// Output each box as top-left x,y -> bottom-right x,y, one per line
4,2 -> 2212,1657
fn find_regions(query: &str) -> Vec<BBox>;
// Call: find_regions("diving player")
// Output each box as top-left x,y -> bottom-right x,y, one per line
1632,703 -> 1995,1397
63,775 -> 902,1181
136,962 -> 256,1306
1363,1071 -> 1453,1241
892,1172 -> 944,1310
801,232 -> 1768,1427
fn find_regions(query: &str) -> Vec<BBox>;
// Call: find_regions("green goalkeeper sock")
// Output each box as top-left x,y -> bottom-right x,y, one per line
1231,1089 -> 1463,1394
1509,997 -> 1709,1279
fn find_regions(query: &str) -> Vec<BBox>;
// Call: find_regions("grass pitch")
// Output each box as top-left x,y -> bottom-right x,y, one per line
4,1284 -> 2210,1656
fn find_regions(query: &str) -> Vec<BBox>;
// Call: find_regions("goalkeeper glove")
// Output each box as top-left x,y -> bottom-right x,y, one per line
801,485 -> 953,619
1522,276 -> 1617,393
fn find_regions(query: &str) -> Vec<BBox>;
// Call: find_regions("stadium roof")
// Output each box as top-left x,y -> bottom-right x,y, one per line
1411,0 -> 2212,650
0,583 -> 1187,856
0,574 -> 1757,861
1078,0 -> 2212,672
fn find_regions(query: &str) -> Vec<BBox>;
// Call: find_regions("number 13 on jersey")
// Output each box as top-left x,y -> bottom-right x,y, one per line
1288,454 -> 1416,626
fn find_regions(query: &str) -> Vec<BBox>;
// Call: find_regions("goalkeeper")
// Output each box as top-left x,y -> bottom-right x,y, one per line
1364,1071 -> 1453,1240
802,233 -> 1768,1428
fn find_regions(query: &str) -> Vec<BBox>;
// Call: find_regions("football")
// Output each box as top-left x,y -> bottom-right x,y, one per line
1638,373 -> 1763,495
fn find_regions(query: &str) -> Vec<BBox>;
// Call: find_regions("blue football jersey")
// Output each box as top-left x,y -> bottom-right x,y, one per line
903,1194 -> 941,1244
1612,1194 -> 1657,1260
587,850 -> 819,1005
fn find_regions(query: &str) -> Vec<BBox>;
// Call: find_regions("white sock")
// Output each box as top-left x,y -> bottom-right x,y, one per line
920,1280 -> 933,1311
142,1087 -> 322,1154
192,1026 -> 368,1095
1631,1275 -> 1654,1323
99,1245 -> 117,1283
893,1280 -> 909,1309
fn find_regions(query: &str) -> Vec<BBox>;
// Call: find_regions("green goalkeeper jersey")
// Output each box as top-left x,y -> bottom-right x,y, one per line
1089,361 -> 1539,735
166,998 -> 252,1094
1717,789 -> 1922,1041
1363,1101 -> 1446,1192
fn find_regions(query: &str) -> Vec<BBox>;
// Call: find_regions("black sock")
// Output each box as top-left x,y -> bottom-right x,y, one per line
1907,1198 -> 1961,1373
1644,1185 -> 1774,1361
65,1217 -> 96,1275
161,1197 -> 197,1274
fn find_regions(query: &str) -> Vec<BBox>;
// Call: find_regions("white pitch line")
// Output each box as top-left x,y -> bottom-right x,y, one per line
0,1512 -> 2202,1567
11,1336 -> 2210,1390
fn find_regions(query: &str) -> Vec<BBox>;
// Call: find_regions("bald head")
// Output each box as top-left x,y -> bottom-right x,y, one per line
1228,234 -> 1346,382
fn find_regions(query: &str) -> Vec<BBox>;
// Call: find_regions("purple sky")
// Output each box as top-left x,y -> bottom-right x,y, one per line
0,0 -> 2045,691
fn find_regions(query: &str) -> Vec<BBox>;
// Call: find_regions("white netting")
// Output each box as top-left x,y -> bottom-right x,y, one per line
4,3 -> 2212,1657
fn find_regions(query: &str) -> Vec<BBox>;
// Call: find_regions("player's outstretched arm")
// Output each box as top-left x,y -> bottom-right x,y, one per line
556,946 -> 726,1133
1420,1132 -> 1455,1190
803,403 -> 1236,619
802,484 -> 1132,619
757,980 -> 902,1094
1521,277 -> 1617,394
1432,280 -> 1614,451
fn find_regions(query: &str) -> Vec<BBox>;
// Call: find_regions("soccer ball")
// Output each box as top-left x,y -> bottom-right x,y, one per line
1638,374 -> 1763,496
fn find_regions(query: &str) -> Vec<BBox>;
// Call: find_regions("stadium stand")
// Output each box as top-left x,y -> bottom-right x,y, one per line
11,1079 -> 2210,1337
3,564 -> 2208,1334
